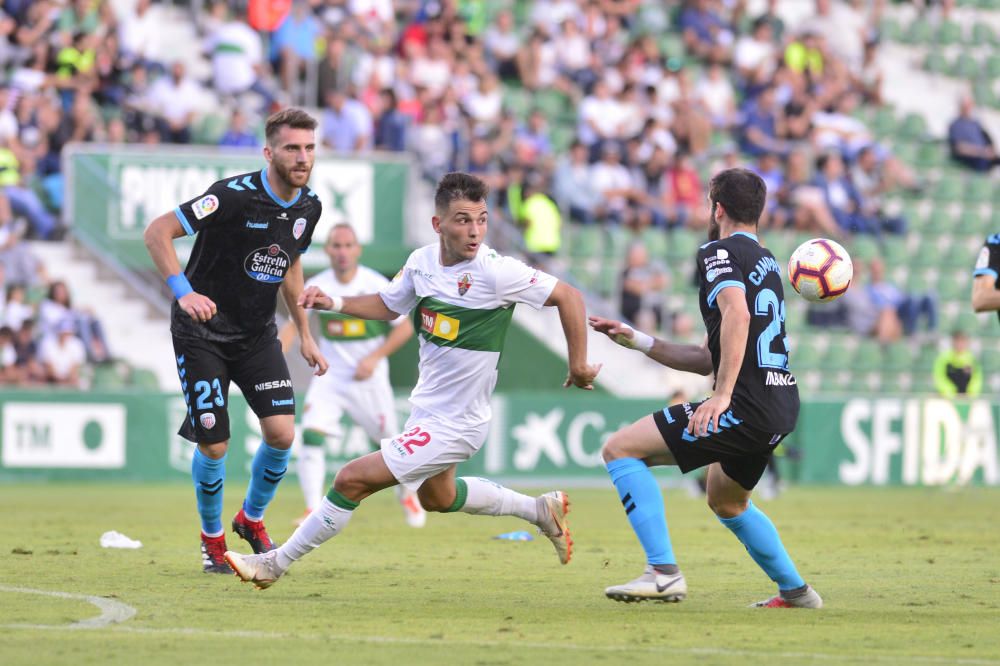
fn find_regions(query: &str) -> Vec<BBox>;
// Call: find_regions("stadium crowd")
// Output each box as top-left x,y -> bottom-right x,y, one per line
0,0 -> 957,385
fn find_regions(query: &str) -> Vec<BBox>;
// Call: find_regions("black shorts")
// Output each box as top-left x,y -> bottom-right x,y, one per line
652,401 -> 786,491
172,332 -> 295,444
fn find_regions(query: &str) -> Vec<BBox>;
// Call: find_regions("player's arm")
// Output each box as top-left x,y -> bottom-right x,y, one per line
354,317 -> 414,381
589,315 -> 713,375
281,256 -> 328,376
688,286 -> 749,437
143,211 -> 216,322
299,287 -> 401,320
544,281 -> 602,390
971,274 -> 1000,312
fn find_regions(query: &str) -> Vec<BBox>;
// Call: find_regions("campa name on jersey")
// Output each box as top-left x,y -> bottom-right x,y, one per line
319,312 -> 390,340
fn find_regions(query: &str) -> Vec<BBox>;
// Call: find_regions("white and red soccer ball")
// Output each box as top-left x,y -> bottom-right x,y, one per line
787,238 -> 853,302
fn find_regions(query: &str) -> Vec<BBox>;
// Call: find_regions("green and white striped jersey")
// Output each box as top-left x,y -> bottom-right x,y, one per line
307,266 -> 405,382
380,243 -> 557,426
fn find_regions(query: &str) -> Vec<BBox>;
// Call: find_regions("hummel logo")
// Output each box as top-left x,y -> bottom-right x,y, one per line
279,212 -> 288,219
656,577 -> 682,593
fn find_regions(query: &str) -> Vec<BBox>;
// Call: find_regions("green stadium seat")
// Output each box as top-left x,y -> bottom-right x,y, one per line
973,84 -> 999,109
899,112 -> 929,141
931,175 -> 963,202
970,22 -> 997,46
880,17 -> 903,42
131,368 -> 160,390
569,225 -> 603,259
92,364 -> 128,391
937,21 -> 965,46
666,229 -> 701,262
902,18 -> 933,45
871,107 -> 897,138
965,177 -> 993,203
854,340 -> 884,372
641,227 -> 669,261
882,343 -> 916,372
923,52 -> 949,75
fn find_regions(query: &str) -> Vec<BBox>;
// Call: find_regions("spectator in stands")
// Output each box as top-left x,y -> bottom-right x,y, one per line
775,149 -> 841,237
514,110 -> 552,167
117,0 -> 157,68
620,242 -> 694,338
218,109 -> 259,148
0,209 -> 46,287
814,151 -> 885,236
838,260 -> 902,343
462,71 -> 503,131
933,330 -> 982,398
13,318 -> 43,384
0,325 -> 17,384
948,94 -> 1000,172
739,85 -> 789,158
409,103 -> 451,182
38,317 -> 86,387
679,0 -> 734,65
146,61 -> 201,144
661,150 -> 709,229
38,280 -> 110,363
374,88 -> 408,152
517,175 -> 562,265
577,79 -> 624,161
271,1 -> 322,97
322,88 -> 373,152
3,284 -> 33,331
590,141 -> 644,226
695,63 -> 738,129
517,28 -> 568,95
318,36 -> 359,103
0,139 -> 57,239
733,16 -> 776,93
483,9 -> 520,79
867,258 -> 937,337
205,2 -> 274,113
553,140 -> 605,225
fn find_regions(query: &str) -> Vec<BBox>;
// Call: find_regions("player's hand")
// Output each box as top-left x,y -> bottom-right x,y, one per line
299,286 -> 332,310
300,337 -> 329,376
589,315 -> 634,346
178,292 -> 217,323
687,393 -> 731,438
563,362 -> 602,390
353,354 -> 378,381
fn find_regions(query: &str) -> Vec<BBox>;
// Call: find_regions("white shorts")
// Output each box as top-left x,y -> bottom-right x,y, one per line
380,407 -> 489,492
301,373 -> 398,445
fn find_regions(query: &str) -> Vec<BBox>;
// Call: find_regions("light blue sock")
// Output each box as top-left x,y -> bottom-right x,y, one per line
192,449 -> 225,535
606,458 -> 676,566
718,501 -> 805,591
243,442 -> 290,520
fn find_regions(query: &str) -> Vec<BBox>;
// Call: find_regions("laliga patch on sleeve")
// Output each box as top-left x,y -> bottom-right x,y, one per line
976,247 -> 990,269
192,194 -> 220,220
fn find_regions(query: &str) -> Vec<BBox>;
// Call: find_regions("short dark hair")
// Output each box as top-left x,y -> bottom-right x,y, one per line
708,168 -> 766,226
434,172 -> 488,215
265,108 -> 318,146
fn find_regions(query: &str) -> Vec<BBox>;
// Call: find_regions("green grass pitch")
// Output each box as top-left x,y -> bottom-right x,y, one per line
1,483 -> 998,665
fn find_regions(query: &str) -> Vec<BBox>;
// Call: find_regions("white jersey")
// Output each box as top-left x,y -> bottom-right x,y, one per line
308,266 -> 405,382
379,243 -> 557,427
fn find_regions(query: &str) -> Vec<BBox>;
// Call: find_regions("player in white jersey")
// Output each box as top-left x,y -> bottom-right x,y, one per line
225,172 -> 601,590
278,224 -> 424,528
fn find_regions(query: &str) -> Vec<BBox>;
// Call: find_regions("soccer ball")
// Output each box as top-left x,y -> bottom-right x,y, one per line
787,238 -> 853,302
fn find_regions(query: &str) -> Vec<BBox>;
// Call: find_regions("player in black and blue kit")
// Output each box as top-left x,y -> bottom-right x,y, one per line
590,168 -> 821,608
143,108 -> 328,573
973,233 -> 1000,321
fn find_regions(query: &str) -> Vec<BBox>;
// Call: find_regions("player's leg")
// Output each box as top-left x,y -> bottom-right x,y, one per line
173,336 -> 235,573
345,380 -> 426,528
226,450 -> 398,589
707,461 -> 821,608
601,410 -> 687,601
230,337 -> 297,553
297,377 -> 345,520
416,465 -> 573,564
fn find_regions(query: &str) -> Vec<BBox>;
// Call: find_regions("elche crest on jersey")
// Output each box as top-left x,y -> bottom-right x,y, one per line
293,217 -> 307,239
458,272 -> 473,296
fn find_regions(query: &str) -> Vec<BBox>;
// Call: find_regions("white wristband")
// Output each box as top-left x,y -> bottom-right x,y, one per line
330,296 -> 344,312
614,324 -> 654,354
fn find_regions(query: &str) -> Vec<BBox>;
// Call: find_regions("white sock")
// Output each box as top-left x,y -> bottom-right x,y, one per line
297,445 -> 326,512
275,496 -> 354,570
458,477 -> 538,523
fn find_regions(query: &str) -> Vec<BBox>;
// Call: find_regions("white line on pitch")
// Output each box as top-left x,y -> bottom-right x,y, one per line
0,585 -> 136,629
2,620 -> 997,665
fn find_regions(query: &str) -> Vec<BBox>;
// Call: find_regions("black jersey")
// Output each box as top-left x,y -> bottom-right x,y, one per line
974,233 -> 1000,323
170,168 -> 322,342
696,231 -> 799,434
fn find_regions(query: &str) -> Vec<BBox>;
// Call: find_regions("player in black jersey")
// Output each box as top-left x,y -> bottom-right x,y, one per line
590,168 -> 821,608
973,233 -> 1000,322
143,108 -> 328,573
